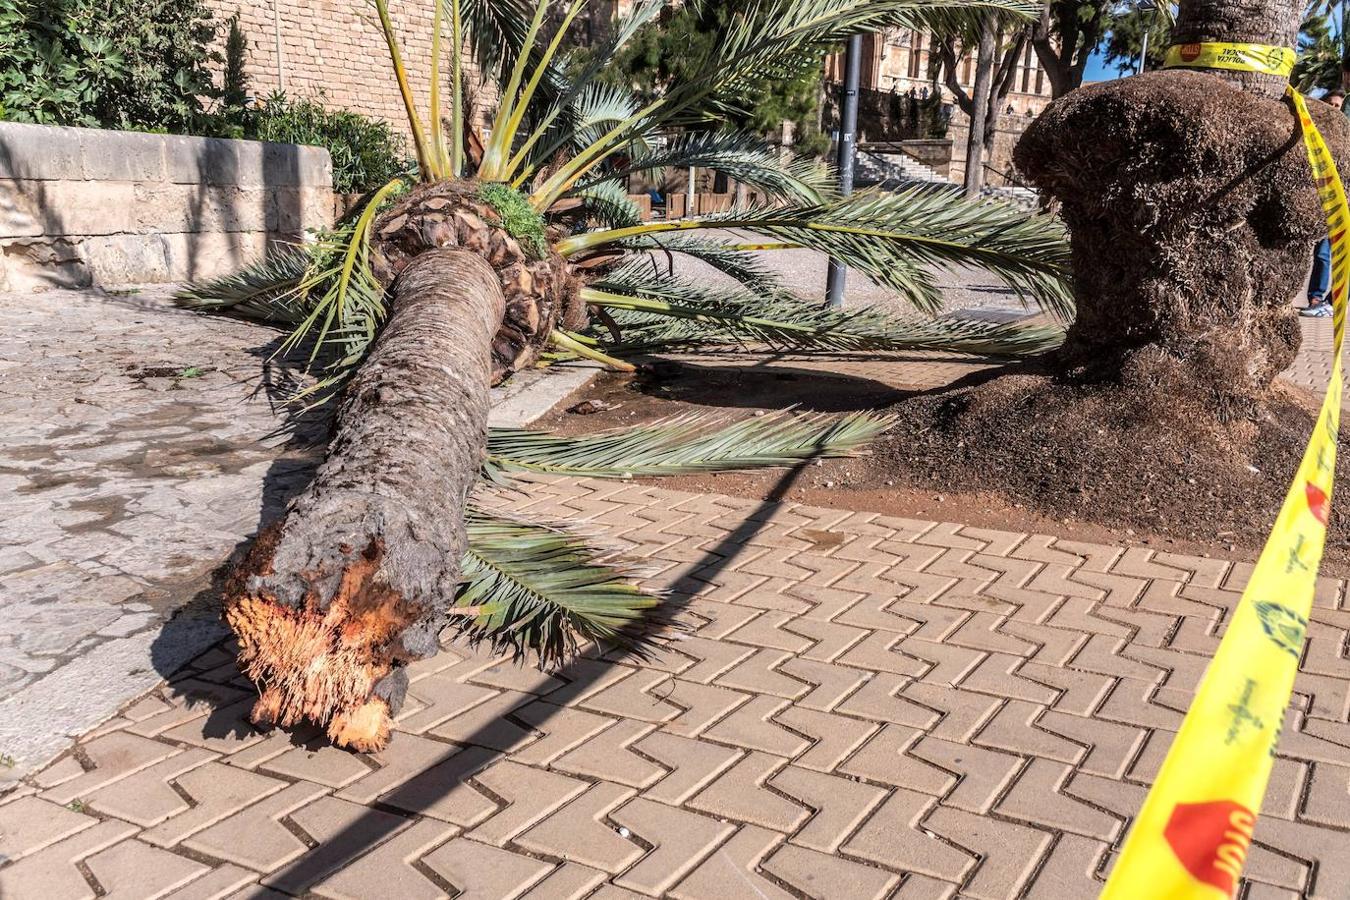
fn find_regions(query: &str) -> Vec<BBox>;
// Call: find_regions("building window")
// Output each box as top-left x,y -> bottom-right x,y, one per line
907,29 -> 924,79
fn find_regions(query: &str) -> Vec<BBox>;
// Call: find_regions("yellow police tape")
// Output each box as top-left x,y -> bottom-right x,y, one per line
1162,42 -> 1296,77
1100,48 -> 1346,899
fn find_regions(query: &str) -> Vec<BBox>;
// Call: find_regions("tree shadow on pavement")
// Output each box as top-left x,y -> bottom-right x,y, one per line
154,458 -> 815,893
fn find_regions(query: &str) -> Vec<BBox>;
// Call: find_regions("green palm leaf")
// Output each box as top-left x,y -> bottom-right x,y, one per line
581,281 -> 1065,356
530,0 -> 1038,205
606,238 -> 788,295
566,181 -> 643,229
562,185 -> 1076,319
174,246 -> 312,325
579,130 -> 836,204
458,507 -> 663,666
484,410 -> 892,479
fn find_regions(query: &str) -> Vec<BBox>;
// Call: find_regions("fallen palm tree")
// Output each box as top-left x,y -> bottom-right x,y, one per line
180,0 -> 1072,750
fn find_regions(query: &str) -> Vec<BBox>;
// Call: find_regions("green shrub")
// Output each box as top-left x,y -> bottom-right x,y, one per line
0,0 -> 217,131
245,93 -> 409,195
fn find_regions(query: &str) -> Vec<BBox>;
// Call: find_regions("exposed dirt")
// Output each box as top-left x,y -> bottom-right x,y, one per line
537,358 -> 1350,576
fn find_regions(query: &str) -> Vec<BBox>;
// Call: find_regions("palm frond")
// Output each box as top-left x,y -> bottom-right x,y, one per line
510,80 -> 646,186
561,185 -> 1076,319
458,507 -> 663,666
605,238 -> 789,295
174,246 -> 312,324
565,181 -> 644,229
582,275 -> 1064,356
484,410 -> 892,480
579,130 -> 836,204
530,0 -> 1038,206
459,0 -> 539,80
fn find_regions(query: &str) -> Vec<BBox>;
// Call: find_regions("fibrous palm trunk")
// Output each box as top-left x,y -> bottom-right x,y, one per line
1015,0 -> 1343,423
227,184 -> 582,750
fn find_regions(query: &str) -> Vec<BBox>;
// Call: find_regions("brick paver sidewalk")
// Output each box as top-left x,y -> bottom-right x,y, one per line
5,474 -> 1349,899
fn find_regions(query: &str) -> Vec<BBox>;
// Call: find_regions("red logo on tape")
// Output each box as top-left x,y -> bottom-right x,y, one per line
1163,800 -> 1255,895
1307,482 -> 1330,525
1179,43 -> 1203,63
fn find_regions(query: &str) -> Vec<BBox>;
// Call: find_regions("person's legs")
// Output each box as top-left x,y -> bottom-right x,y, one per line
1309,237 -> 1332,303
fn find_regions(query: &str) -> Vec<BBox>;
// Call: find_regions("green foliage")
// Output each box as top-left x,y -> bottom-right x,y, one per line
1294,9 -> 1343,93
1101,3 -> 1174,76
222,14 -> 249,110
458,509 -> 662,665
594,1 -> 829,147
245,93 -> 409,195
484,411 -> 895,479
0,0 -> 217,130
477,183 -> 549,258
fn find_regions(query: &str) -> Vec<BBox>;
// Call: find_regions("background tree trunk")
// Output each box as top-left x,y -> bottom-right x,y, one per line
226,249 -> 505,751
1015,0 -> 1343,424
963,23 -> 997,196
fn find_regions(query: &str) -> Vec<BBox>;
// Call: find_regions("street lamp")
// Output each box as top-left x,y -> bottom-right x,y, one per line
826,33 -> 863,309
1136,0 -> 1160,76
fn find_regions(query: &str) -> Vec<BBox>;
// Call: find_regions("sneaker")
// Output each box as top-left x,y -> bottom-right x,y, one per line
1301,301 -> 1334,318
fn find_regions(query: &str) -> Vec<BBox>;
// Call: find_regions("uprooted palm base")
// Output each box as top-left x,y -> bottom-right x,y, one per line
226,248 -> 511,751
876,364 -> 1350,559
869,71 -> 1350,555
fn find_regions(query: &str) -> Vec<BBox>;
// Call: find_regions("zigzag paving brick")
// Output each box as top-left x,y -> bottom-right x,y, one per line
310,819 -> 457,900
0,795 -> 98,864
773,705 -> 878,772
668,825 -> 793,900
519,862 -> 609,899
554,720 -> 666,788
40,732 -> 181,804
181,781 -> 329,872
0,819 -> 137,899
769,765 -> 887,852
611,798 -> 735,895
20,470 -> 1350,898
636,732 -> 743,805
140,761 -> 289,848
761,842 -> 900,899
843,788 -> 974,882
687,751 -> 811,831
421,838 -> 553,899
514,781 -> 643,873
85,838 -> 207,899
159,864 -> 257,900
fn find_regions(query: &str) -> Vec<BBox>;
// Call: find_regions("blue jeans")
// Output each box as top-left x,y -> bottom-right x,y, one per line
1310,237 -> 1332,302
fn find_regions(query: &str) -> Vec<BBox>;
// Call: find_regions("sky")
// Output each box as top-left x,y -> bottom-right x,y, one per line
1083,47 -> 1120,83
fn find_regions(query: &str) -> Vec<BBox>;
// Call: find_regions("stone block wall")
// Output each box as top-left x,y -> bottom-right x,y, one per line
207,0 -> 495,134
0,122 -> 333,291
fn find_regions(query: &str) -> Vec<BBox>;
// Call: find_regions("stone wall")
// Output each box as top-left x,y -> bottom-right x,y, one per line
0,122 -> 333,291
207,0 -> 494,134
948,110 -> 1040,188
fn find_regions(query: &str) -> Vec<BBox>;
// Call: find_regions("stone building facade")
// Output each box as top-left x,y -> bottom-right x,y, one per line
826,28 -> 1055,185
204,0 -> 493,133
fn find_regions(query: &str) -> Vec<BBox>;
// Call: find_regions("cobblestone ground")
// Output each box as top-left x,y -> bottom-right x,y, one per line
0,287 -> 328,777
4,476 -> 1350,899
2,283 -> 1347,898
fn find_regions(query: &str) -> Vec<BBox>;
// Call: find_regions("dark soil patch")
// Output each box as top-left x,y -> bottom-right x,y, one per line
537,359 -> 1350,576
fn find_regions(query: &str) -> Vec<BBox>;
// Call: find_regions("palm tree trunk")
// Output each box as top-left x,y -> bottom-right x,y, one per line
1015,0 -> 1342,422
1171,0 -> 1302,97
227,249 -> 505,751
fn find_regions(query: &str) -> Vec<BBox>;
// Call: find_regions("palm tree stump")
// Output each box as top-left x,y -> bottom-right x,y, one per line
876,0 -> 1350,546
1016,69 -> 1345,423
